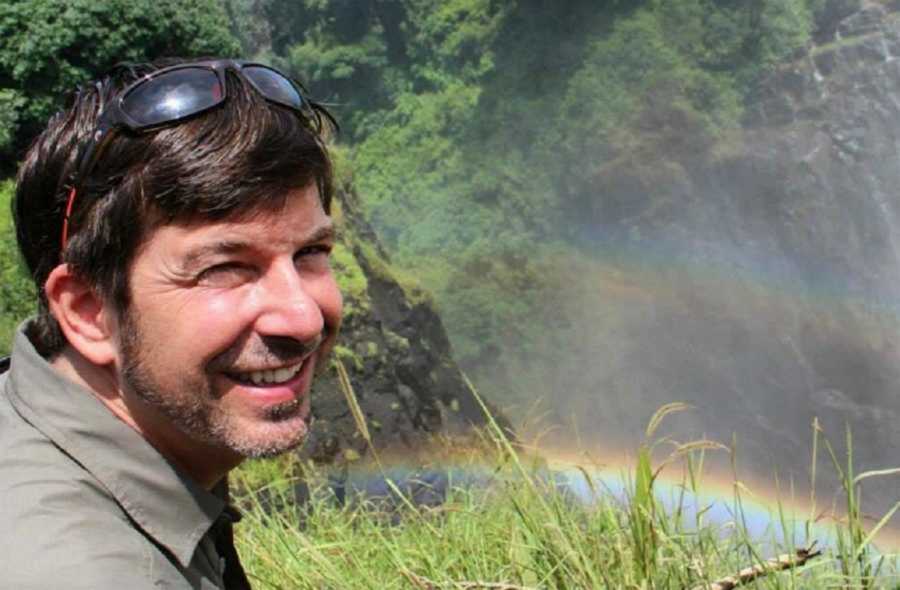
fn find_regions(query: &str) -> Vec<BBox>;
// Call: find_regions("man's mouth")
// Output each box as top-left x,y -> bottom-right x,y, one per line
228,360 -> 306,386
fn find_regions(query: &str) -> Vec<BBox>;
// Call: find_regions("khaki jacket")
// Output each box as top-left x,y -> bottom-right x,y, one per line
0,324 -> 251,589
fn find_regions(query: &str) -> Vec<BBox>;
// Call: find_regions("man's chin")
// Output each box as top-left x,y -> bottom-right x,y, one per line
235,437 -> 306,459
219,413 -> 310,459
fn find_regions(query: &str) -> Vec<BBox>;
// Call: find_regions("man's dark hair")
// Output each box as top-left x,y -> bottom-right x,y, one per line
14,58 -> 336,357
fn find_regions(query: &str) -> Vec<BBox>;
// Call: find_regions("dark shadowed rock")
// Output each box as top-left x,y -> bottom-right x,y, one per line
813,0 -> 862,43
837,3 -> 887,38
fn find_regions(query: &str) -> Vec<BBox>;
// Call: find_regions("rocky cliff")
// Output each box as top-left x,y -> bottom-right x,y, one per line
542,1 -> 900,513
300,177 -> 509,465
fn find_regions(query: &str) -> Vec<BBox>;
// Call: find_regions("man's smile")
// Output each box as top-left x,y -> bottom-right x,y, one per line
228,359 -> 307,386
218,350 -> 320,409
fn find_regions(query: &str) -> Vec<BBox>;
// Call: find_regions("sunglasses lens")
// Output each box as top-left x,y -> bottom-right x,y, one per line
122,67 -> 222,127
243,66 -> 305,111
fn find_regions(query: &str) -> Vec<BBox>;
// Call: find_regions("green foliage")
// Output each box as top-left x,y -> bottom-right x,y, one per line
330,240 -> 370,323
0,89 -> 25,155
561,6 -> 741,154
264,0 -> 506,137
0,180 -> 36,354
0,0 -> 240,164
652,0 -> 813,90
401,0 -> 509,86
236,0 -> 822,369
290,31 -> 388,87
267,0 -> 405,136
354,83 -> 481,249
331,242 -> 368,302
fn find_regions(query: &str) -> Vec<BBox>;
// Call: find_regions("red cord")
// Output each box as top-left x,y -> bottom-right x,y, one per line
61,185 -> 77,251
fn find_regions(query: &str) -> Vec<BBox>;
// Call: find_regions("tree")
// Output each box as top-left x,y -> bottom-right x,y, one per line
0,0 -> 241,170
261,0 -> 507,138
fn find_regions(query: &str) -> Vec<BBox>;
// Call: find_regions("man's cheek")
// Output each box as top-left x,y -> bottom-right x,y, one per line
320,279 -> 344,327
177,293 -> 248,336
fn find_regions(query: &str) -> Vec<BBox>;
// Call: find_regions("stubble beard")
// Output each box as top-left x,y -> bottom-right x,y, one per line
118,312 -> 312,459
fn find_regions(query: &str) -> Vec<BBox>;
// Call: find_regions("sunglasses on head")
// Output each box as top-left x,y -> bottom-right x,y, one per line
61,59 -> 315,250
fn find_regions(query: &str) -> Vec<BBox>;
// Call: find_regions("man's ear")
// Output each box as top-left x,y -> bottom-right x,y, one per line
45,264 -> 118,366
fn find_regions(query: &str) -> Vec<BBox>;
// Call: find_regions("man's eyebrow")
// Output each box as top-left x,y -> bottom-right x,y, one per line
179,221 -> 336,270
306,221 -> 336,244
180,240 -> 251,271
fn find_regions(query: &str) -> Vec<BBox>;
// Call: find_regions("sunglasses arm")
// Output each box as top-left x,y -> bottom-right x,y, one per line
61,121 -> 115,253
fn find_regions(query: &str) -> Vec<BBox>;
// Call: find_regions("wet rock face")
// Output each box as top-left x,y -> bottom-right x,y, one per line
812,0 -> 863,43
554,3 -> 900,516
584,5 -> 900,309
301,185 -> 509,464
739,5 -> 900,302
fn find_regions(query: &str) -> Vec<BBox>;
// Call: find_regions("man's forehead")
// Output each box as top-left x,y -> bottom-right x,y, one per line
149,187 -> 333,256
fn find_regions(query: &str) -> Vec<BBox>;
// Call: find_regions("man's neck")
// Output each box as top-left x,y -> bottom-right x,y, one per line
50,348 -> 241,489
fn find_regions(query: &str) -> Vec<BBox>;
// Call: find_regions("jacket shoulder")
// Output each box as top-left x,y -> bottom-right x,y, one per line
0,425 -> 192,588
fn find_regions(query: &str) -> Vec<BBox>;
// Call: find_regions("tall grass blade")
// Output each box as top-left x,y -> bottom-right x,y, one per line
653,440 -> 728,479
852,467 -> 900,486
335,358 -> 371,444
645,402 -> 691,439
852,500 -> 900,562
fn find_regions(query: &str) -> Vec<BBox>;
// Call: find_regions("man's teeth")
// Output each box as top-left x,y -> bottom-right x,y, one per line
238,362 -> 304,385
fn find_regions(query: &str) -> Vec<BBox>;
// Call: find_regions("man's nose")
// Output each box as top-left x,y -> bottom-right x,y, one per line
253,260 -> 324,344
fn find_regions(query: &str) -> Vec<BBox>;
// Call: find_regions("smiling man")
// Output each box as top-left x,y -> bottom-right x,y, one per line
0,59 -> 341,589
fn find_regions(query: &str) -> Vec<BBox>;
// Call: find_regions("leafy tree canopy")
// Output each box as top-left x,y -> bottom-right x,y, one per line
0,0 -> 240,169
258,0 -> 507,137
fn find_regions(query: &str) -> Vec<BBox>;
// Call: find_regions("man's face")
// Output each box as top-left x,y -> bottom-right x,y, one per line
117,184 -> 342,458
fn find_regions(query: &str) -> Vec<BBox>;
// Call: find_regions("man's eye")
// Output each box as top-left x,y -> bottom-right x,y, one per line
197,263 -> 255,286
295,244 -> 333,262
294,244 -> 332,271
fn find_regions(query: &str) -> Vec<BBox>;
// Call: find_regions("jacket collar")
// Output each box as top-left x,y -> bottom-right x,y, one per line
5,323 -> 226,568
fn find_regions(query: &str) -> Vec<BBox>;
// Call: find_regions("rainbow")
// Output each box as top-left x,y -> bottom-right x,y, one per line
542,446 -> 900,553
336,445 -> 900,553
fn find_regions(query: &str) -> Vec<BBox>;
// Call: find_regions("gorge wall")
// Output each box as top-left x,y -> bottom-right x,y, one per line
538,1 -> 900,514
299,180 -> 509,465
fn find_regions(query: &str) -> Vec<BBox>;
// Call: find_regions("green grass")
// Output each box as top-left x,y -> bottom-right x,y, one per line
232,402 -> 900,589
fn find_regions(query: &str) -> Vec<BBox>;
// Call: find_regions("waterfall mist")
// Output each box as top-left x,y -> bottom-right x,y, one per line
462,8 -> 900,520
